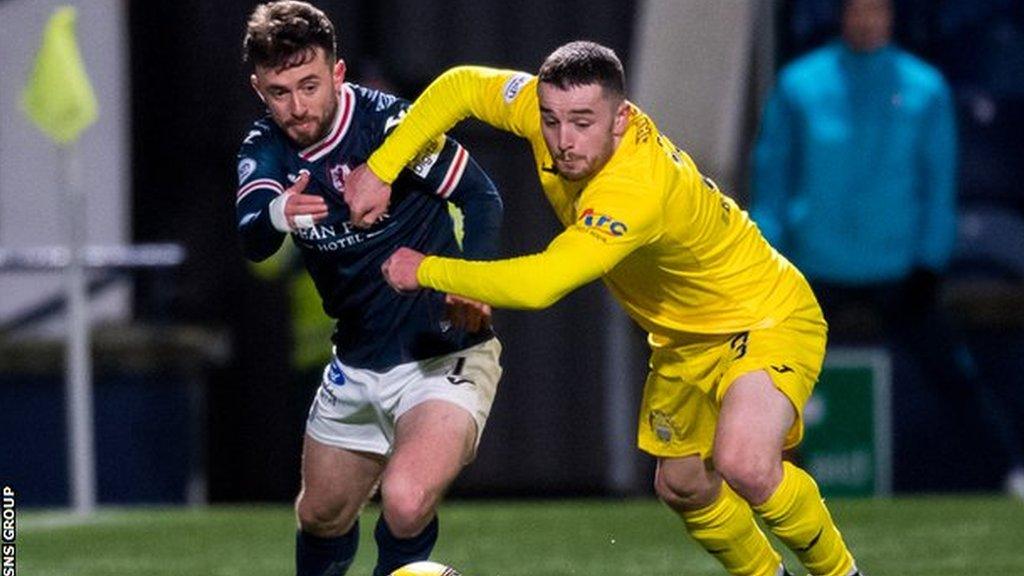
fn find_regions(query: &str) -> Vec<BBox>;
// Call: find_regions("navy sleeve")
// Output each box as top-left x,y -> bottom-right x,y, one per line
439,146 -> 503,260
375,96 -> 503,260
235,124 -> 289,262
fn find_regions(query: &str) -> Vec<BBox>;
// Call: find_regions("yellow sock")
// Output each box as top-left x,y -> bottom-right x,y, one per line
753,462 -> 856,576
681,482 -> 782,576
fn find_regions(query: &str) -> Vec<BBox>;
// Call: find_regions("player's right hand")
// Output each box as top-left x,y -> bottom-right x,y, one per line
283,172 -> 328,229
344,164 -> 392,229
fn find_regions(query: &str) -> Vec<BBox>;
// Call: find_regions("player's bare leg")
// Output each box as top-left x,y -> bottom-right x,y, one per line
295,434 -> 385,576
655,454 -> 721,511
717,370 -> 858,576
714,370 -> 793,504
373,399 -> 478,575
656,454 -> 783,575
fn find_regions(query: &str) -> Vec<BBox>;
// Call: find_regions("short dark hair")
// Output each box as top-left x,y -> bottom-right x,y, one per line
538,41 -> 625,99
243,1 -> 336,70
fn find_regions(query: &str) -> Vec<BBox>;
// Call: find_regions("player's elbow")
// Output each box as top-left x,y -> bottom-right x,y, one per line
460,187 -> 503,219
487,188 -> 503,214
239,235 -> 281,263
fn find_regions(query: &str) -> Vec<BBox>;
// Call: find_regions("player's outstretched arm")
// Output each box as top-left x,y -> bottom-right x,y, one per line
366,66 -> 533,186
382,229 -> 613,310
385,176 -> 660,309
346,66 -> 517,230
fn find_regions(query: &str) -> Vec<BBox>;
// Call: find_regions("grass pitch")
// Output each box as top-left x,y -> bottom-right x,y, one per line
16,495 -> 1024,575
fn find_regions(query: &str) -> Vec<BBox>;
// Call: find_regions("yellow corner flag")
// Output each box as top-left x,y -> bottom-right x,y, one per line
21,6 -> 99,144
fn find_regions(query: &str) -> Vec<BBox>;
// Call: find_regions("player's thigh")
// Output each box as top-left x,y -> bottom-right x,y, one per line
382,399 -> 478,501
298,433 -> 385,528
380,339 -> 502,509
392,337 -> 503,461
713,370 -> 797,503
715,370 -> 795,462
716,302 -> 826,452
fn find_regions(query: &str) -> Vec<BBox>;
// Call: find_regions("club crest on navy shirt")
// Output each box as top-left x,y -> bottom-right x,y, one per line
329,162 -> 350,193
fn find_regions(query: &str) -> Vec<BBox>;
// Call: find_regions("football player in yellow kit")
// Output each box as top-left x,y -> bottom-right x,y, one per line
346,41 -> 863,576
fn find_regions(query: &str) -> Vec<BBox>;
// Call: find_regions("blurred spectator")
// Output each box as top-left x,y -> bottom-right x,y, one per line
751,0 -> 1024,498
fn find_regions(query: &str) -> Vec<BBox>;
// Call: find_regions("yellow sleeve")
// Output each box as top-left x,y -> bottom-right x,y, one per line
368,66 -> 539,183
417,180 -> 661,308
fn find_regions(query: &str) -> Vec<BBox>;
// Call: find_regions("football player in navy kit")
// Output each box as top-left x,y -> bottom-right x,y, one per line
236,3 -> 503,575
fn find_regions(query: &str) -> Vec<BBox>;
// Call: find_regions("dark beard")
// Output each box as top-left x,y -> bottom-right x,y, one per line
292,96 -> 339,147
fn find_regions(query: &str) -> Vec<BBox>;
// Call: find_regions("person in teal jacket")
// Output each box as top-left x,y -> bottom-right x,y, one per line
752,0 -> 1024,499
752,0 -> 956,285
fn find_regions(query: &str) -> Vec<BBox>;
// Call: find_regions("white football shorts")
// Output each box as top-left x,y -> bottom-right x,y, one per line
305,337 -> 502,456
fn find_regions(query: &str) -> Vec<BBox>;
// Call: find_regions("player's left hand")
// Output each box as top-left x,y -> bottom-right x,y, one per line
382,247 -> 426,292
445,294 -> 492,333
344,164 -> 391,229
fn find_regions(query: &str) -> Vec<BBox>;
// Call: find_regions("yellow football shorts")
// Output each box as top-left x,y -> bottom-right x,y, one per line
637,299 -> 827,460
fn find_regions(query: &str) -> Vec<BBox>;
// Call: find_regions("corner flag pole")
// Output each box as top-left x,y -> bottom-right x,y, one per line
61,144 -> 96,516
21,6 -> 101,516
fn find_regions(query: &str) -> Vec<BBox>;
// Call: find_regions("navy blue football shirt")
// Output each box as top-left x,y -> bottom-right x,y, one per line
236,83 -> 502,370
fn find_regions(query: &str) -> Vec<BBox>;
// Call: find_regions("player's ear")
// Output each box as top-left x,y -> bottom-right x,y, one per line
250,74 -> 266,103
612,99 -> 629,136
333,58 -> 346,89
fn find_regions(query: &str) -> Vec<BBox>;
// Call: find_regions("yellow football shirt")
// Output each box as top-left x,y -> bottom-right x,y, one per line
368,66 -> 815,353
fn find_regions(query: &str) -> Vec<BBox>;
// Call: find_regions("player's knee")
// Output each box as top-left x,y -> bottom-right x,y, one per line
654,463 -> 718,512
713,449 -> 781,504
295,492 -> 355,537
380,481 -> 438,538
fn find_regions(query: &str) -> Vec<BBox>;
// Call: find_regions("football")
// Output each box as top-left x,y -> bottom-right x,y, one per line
389,561 -> 462,576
